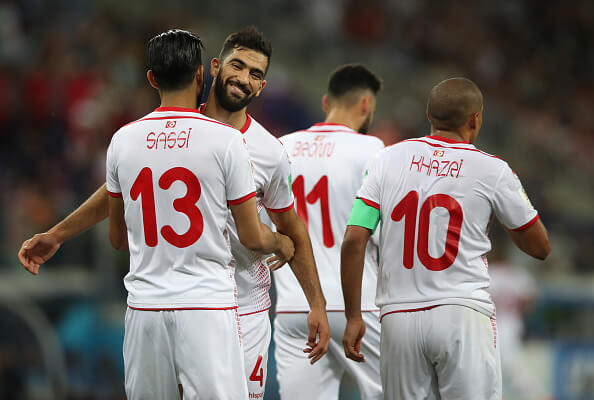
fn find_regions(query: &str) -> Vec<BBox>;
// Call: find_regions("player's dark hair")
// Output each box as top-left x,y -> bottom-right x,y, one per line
147,29 -> 203,91
327,64 -> 382,99
219,26 -> 272,73
427,77 -> 483,130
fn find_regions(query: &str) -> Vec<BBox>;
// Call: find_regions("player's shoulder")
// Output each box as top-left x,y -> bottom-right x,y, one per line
246,114 -> 287,152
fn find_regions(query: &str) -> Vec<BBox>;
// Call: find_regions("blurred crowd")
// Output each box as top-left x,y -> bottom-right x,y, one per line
0,0 -> 592,398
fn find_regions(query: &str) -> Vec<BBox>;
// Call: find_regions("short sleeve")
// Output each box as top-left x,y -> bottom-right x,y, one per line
263,148 -> 295,212
356,153 -> 382,209
225,135 -> 257,205
105,137 -> 121,197
492,164 -> 538,231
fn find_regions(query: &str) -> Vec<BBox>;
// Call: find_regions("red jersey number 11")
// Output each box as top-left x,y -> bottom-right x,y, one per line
293,175 -> 334,248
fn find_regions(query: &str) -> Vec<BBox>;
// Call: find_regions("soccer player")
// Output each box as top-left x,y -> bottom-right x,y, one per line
18,27 -> 330,398
342,77 -> 551,399
276,64 -> 384,400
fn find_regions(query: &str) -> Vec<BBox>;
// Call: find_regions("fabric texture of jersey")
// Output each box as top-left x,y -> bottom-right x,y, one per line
355,135 -> 538,318
277,123 -> 384,312
106,107 -> 256,309
219,110 -> 295,316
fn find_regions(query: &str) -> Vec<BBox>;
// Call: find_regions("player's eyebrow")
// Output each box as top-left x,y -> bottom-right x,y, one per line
228,58 -> 265,78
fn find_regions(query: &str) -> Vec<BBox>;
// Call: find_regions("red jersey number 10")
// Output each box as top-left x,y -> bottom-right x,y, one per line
293,175 -> 334,248
130,167 -> 204,248
391,190 -> 463,271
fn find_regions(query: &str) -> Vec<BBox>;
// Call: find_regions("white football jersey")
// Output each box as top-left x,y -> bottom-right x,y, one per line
199,106 -> 295,316
356,135 -> 539,319
277,123 -> 384,312
106,107 -> 257,310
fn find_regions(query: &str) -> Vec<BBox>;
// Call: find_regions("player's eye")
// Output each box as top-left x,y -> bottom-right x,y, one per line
250,71 -> 263,80
231,63 -> 242,70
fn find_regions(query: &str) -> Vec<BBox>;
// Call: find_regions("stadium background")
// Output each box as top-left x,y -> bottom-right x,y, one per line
0,0 -> 592,398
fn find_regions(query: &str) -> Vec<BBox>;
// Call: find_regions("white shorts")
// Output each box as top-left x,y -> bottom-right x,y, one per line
381,305 -> 501,400
274,311 -> 381,400
123,308 -> 248,400
240,310 -> 271,399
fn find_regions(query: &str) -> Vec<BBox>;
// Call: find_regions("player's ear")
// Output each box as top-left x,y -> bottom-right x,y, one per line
361,95 -> 370,115
255,79 -> 267,97
147,70 -> 159,89
322,95 -> 329,113
210,58 -> 220,77
195,65 -> 204,87
469,112 -> 479,130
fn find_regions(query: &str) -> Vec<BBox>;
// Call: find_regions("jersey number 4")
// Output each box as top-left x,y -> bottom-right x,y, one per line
392,190 -> 463,271
293,175 -> 334,248
131,167 -> 203,248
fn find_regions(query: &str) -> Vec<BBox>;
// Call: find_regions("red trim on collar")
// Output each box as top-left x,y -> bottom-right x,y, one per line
427,135 -> 469,144
313,122 -> 354,130
240,113 -> 252,133
155,106 -> 201,113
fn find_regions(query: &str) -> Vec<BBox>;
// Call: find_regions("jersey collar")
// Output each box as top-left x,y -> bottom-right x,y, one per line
426,135 -> 469,144
310,122 -> 357,132
198,103 -> 251,133
154,106 -> 201,113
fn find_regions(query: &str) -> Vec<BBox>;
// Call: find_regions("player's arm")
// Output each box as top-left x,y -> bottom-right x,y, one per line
108,195 -> 128,250
504,218 -> 550,260
18,183 -> 109,275
230,198 -> 294,261
341,197 -> 380,363
267,208 -> 330,364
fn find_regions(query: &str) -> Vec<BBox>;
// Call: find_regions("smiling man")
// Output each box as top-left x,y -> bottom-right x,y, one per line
18,27 -> 330,399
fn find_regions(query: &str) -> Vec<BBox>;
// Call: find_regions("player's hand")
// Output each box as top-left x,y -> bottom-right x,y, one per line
17,232 -> 61,275
303,307 -> 330,364
269,233 -> 294,270
343,317 -> 366,363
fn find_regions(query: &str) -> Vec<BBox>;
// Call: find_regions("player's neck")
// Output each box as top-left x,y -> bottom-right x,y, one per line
430,128 -> 469,143
158,89 -> 198,110
203,93 -> 248,131
324,109 -> 360,131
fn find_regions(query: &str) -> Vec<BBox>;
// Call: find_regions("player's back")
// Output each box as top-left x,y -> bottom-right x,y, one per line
106,107 -> 255,310
279,123 -> 384,311
359,135 -> 538,319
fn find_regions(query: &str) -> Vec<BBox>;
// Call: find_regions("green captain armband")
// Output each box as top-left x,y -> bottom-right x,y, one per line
347,198 -> 380,234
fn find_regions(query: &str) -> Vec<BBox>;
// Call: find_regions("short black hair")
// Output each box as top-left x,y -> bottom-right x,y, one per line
427,77 -> 483,130
147,29 -> 203,91
327,64 -> 382,99
219,26 -> 272,72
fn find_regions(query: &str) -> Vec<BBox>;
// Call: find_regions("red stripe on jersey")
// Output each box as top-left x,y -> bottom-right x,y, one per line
266,202 -> 294,213
154,106 -> 201,114
276,309 -> 379,313
512,214 -> 539,231
313,122 -> 353,129
239,308 -> 270,317
401,138 -> 502,160
380,305 -> 441,322
124,115 -> 233,129
128,305 -> 238,311
240,113 -> 252,133
428,135 -> 469,144
359,197 -> 380,210
228,191 -> 257,205
107,190 -> 122,198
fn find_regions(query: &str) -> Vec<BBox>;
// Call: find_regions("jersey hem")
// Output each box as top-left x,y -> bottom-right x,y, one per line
128,305 -> 238,311
380,299 -> 494,320
265,202 -> 294,213
107,190 -> 122,198
511,214 -> 539,231
359,197 -> 380,210
228,191 -> 257,205
239,307 -> 270,317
